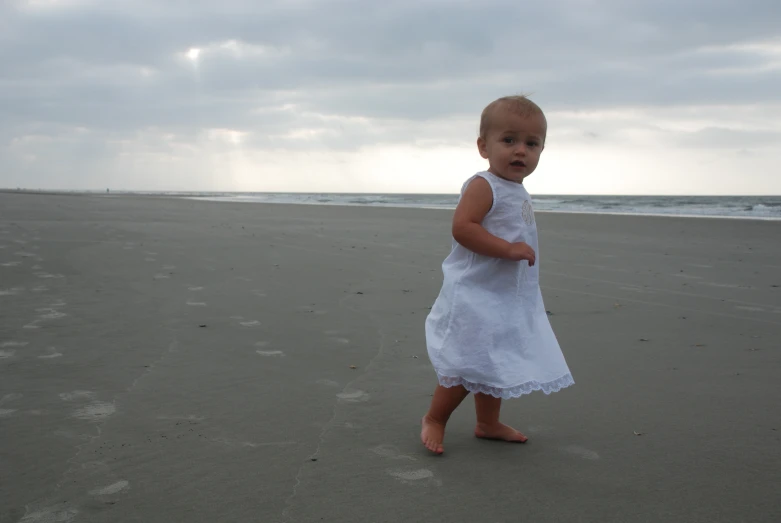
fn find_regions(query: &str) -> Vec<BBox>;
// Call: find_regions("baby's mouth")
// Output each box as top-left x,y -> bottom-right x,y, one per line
510,161 -> 526,167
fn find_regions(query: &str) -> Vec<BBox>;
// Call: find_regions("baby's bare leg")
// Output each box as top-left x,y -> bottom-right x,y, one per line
421,384 -> 469,454
473,393 -> 528,443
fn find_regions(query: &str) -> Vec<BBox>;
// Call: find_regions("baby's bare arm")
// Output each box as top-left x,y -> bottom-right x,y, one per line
452,177 -> 535,264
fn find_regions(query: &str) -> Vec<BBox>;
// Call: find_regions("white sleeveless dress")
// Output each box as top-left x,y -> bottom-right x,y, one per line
425,171 -> 574,399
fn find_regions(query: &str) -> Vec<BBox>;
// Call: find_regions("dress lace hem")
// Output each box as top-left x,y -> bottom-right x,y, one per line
436,373 -> 575,399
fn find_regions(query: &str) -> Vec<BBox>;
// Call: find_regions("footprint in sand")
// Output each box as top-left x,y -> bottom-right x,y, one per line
371,444 -> 417,461
387,468 -> 441,486
39,347 -> 63,359
0,349 -> 17,359
35,272 -> 63,279
561,445 -> 600,460
18,505 -> 79,523
240,320 -> 261,327
59,390 -> 94,401
89,480 -> 130,496
36,308 -> 67,320
0,287 -> 23,296
336,390 -> 370,403
255,342 -> 282,356
256,350 -> 284,357
330,337 -> 350,345
1,341 -> 28,348
0,393 -> 22,416
1,261 -> 21,267
72,402 -> 116,421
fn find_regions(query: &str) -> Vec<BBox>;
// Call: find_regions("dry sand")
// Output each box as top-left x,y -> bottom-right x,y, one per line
1,192 -> 780,523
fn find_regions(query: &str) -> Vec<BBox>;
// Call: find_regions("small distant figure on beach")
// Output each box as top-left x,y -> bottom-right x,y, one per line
421,95 -> 574,454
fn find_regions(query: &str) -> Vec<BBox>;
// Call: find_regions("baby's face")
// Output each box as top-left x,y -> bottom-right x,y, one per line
477,109 -> 547,183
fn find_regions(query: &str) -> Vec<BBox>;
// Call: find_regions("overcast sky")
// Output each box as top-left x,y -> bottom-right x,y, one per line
2,0 -> 780,195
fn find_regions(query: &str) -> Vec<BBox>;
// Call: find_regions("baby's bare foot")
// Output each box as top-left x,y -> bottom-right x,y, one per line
421,415 -> 445,454
474,422 -> 528,443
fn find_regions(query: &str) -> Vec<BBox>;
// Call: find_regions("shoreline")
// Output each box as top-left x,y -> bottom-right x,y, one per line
184,198 -> 781,222
3,187 -> 779,197
2,189 -> 780,222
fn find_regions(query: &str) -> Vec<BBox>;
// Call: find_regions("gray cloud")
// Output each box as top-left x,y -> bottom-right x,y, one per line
1,0 -> 780,189
676,127 -> 781,148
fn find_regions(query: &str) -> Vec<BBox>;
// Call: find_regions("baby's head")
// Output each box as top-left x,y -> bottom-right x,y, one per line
477,95 -> 547,183
479,95 -> 546,140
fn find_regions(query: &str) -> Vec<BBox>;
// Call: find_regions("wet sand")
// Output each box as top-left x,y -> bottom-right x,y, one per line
1,192 -> 780,523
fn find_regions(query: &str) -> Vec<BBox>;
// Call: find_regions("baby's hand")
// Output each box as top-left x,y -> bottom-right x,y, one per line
506,242 -> 536,265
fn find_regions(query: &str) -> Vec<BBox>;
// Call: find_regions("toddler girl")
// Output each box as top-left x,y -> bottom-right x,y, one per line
421,95 -> 574,454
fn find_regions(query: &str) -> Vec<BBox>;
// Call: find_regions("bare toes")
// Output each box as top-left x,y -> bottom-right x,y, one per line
421,416 -> 445,454
475,422 -> 528,443
509,431 -> 528,443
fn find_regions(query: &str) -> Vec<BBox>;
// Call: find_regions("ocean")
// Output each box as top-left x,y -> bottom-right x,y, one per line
181,192 -> 781,221
6,189 -> 780,220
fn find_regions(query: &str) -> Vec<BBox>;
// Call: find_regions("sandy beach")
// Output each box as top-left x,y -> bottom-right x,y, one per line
1,192 -> 780,523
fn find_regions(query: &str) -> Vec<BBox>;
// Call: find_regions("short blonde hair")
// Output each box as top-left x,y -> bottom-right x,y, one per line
479,95 -> 546,138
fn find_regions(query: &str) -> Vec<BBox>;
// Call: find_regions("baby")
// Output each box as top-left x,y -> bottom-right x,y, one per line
421,95 -> 575,454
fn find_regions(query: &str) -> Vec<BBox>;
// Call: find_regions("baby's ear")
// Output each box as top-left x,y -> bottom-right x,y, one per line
476,137 -> 489,159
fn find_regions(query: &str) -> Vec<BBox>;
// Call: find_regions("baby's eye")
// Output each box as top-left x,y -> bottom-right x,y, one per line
527,141 -> 539,148
503,137 -> 515,144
